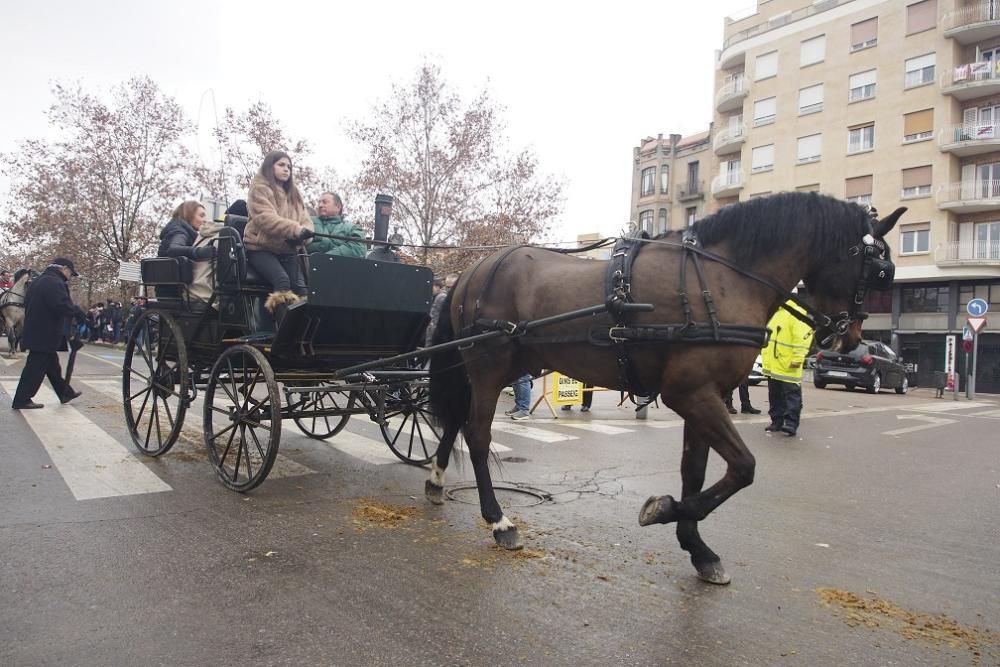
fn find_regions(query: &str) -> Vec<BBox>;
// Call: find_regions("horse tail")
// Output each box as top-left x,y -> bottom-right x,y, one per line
428,289 -> 470,434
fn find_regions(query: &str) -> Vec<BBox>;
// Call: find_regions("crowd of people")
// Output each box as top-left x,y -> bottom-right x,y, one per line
77,298 -> 146,345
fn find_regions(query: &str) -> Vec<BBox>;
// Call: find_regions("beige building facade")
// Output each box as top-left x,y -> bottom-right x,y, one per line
629,132 -> 713,235
697,0 -> 1000,391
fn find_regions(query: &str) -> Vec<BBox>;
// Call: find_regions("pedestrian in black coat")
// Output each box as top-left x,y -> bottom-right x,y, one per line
12,258 -> 87,409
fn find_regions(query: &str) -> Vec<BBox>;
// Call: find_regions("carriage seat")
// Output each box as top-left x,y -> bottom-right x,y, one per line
141,257 -> 194,285
217,215 -> 269,289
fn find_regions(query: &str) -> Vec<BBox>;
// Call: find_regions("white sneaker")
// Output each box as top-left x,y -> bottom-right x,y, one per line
510,411 -> 530,421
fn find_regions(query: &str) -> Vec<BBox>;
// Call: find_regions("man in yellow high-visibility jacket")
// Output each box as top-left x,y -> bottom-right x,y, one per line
761,300 -> 814,437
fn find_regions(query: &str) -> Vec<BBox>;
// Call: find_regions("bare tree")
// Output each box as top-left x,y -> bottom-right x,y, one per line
348,62 -> 564,271
2,77 -> 192,297
197,101 -> 321,207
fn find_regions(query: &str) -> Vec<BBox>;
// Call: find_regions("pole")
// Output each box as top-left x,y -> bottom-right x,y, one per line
970,332 -> 979,400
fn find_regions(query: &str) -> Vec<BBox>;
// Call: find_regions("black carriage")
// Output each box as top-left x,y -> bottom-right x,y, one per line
122,208 -> 441,491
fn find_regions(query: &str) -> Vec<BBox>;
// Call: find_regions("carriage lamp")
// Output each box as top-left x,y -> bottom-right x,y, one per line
374,194 -> 394,244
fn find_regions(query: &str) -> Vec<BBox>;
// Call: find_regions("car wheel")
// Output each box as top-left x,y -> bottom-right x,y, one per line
867,372 -> 881,394
895,376 -> 908,395
814,379 -> 827,389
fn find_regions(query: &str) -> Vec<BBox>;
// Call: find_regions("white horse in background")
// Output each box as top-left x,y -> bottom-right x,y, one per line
0,269 -> 35,357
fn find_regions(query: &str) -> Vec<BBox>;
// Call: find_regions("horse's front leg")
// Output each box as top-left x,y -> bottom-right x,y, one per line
465,394 -> 522,550
673,423 -> 729,584
425,422 -> 459,505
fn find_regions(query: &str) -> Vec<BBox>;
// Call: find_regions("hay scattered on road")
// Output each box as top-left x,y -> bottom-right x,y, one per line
352,500 -> 420,529
816,587 -> 998,664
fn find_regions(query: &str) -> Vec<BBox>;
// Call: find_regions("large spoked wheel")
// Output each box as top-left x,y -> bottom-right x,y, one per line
288,383 -> 354,440
203,345 -> 281,492
380,383 -> 440,466
122,311 -> 188,456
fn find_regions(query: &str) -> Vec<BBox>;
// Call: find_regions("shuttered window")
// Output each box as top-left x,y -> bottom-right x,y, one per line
848,123 -> 875,153
901,165 -> 932,197
751,144 -> 775,172
755,51 -> 778,80
845,175 -> 873,204
801,35 -> 826,67
753,97 -> 777,126
797,134 -> 822,163
799,84 -> 824,114
905,53 -> 936,87
851,18 -> 878,50
906,0 -> 937,35
848,70 -> 877,101
903,109 -> 934,142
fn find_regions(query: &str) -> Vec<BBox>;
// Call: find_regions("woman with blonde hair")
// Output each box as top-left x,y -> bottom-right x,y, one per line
158,201 -> 216,260
245,150 -> 314,319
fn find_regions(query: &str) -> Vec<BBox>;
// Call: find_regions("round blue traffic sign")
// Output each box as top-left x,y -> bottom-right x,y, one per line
967,298 -> 989,317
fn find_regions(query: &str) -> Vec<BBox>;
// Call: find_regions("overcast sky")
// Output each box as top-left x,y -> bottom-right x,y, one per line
0,0 -> 750,242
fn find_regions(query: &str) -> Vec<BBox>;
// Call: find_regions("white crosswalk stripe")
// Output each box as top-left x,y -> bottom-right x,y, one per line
902,401 -> 995,413
84,378 -> 315,478
382,415 -> 513,453
491,421 -> 578,442
0,355 -> 20,367
2,381 -> 172,500
557,422 -> 635,435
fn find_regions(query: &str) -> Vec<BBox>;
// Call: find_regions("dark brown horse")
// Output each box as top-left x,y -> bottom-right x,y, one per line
426,192 -> 904,584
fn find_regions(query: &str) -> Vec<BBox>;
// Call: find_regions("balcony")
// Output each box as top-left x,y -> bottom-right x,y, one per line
943,2 -> 1000,44
713,124 -> 747,155
718,0 -> 847,69
935,240 -> 1000,266
938,123 -> 1000,156
936,180 -> 1000,212
941,61 -> 1000,100
677,181 -> 705,201
716,78 -> 748,113
712,171 -> 744,198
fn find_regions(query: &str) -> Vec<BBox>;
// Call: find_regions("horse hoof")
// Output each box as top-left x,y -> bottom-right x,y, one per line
492,519 -> 523,550
424,480 -> 445,505
695,560 -> 731,585
638,495 -> 679,526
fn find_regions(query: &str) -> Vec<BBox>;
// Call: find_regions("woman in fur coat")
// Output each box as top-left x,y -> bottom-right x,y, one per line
245,150 -> 315,317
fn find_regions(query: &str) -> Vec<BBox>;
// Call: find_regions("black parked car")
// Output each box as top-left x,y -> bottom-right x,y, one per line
813,340 -> 909,394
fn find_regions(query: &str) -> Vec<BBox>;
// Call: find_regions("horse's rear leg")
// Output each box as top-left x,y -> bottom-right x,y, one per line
674,424 -> 730,585
425,423 -> 459,505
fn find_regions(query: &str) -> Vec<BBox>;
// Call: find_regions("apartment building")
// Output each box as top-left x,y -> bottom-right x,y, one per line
705,0 -> 1000,392
629,132 -> 713,235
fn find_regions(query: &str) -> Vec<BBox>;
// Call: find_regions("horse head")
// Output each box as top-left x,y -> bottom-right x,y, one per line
806,205 -> 905,353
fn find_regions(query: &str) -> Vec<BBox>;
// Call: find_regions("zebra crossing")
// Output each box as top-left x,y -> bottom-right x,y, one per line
2,375 -> 650,502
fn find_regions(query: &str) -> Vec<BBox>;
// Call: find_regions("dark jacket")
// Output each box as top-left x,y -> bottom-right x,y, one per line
21,266 -> 86,352
158,217 -> 199,259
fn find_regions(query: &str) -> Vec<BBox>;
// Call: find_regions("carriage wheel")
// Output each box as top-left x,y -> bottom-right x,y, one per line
203,345 -> 281,492
122,311 -> 188,456
379,383 -> 440,466
289,383 -> 354,440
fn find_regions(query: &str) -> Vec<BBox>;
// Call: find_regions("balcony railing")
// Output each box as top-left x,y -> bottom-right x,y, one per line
935,240 -> 1000,265
711,171 -> 744,196
722,0 -> 846,49
715,78 -> 748,111
677,181 -> 705,200
943,1 -> 1000,32
713,124 -> 747,153
938,123 -> 1000,154
936,180 -> 1000,209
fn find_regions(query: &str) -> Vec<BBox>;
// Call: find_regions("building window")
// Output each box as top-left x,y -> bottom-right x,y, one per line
906,0 -> 937,35
686,161 -> 700,192
901,165 -> 932,198
845,174 -> 873,204
900,224 -> 930,254
904,53 -> 936,88
686,207 -> 697,226
960,282 -> 1000,307
848,123 -> 875,154
901,286 -> 948,313
755,51 -> 778,80
848,70 -> 877,102
904,109 -> 934,142
975,221 -> 1000,259
800,35 -> 826,67
640,167 -> 655,197
753,97 -> 777,126
658,208 -> 668,232
660,166 -> 669,194
749,191 -> 773,198
638,210 -> 653,232
796,183 -> 820,192
799,84 -> 824,115
850,17 -> 878,51
797,133 -> 822,164
751,144 -> 775,173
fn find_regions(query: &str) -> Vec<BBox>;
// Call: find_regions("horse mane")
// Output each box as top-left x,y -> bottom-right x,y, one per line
12,268 -> 31,285
656,192 -> 869,267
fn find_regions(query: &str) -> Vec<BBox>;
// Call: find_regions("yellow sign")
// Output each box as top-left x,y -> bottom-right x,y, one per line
551,372 -> 583,406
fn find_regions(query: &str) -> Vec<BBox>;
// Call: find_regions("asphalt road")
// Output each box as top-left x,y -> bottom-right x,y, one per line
0,347 -> 997,666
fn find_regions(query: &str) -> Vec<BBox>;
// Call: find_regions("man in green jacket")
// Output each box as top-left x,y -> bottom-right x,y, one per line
306,192 -> 366,258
